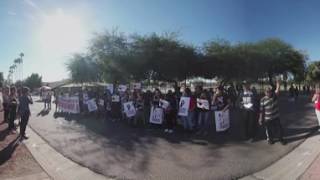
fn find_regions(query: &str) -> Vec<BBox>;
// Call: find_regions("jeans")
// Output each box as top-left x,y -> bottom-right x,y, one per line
198,111 -> 210,131
20,111 -> 30,136
183,111 -> 194,130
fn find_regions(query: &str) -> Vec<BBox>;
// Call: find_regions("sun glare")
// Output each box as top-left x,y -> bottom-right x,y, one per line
38,9 -> 87,56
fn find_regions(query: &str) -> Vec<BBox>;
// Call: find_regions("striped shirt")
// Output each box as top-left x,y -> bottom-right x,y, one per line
260,95 -> 279,121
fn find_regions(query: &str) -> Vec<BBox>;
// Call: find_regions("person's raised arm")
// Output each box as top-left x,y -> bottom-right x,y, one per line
274,80 -> 281,96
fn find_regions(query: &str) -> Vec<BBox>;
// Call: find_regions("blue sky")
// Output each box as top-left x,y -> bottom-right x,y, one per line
0,0 -> 320,82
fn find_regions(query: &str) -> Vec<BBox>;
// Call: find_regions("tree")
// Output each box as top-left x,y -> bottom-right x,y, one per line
130,33 -> 198,84
306,61 -> 320,83
66,54 -> 101,83
24,73 -> 42,90
0,72 -> 4,86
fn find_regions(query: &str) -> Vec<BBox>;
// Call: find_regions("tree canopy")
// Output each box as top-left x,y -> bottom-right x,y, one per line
66,30 -> 308,85
24,73 -> 42,90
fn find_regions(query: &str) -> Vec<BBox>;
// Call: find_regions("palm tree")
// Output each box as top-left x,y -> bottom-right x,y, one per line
19,53 -> 24,80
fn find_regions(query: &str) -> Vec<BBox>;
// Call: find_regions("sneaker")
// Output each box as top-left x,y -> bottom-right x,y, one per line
280,139 -> 286,145
164,129 -> 169,133
267,139 -> 274,145
20,134 -> 29,140
168,129 -> 173,133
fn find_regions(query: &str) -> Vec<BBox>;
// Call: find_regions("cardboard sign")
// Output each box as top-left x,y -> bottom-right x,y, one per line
178,97 -> 190,117
132,83 -> 142,90
118,85 -> 127,92
106,84 -> 114,94
215,110 -> 230,132
149,107 -> 164,124
197,99 -> 210,110
123,101 -> 136,118
111,95 -> 120,102
87,99 -> 98,112
159,99 -> 170,109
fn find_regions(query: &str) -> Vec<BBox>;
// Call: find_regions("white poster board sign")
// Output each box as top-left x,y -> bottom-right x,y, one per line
58,96 -> 80,114
123,101 -> 136,118
149,107 -> 164,124
132,83 -> 141,90
106,84 -> 114,94
197,99 -> 210,110
215,109 -> 230,132
118,85 -> 127,92
87,99 -> 98,112
111,95 -> 120,102
159,99 -> 170,109
178,97 -> 190,117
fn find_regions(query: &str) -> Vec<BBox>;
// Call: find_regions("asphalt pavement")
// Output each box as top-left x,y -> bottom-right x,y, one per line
28,96 -> 317,180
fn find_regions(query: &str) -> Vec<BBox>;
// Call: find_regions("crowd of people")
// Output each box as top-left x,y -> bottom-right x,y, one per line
1,81 -> 316,145
0,85 -> 33,140
51,80 -> 296,145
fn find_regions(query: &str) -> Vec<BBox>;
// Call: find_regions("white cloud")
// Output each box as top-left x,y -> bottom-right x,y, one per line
8,11 -> 17,16
24,0 -> 37,9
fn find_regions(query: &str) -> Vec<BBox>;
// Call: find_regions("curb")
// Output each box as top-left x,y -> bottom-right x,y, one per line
23,125 -> 111,180
240,131 -> 320,180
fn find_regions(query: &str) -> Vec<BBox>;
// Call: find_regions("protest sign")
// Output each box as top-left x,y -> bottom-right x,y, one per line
215,109 -> 230,132
87,99 -> 98,112
197,99 -> 210,110
123,101 -> 136,118
159,99 -> 170,109
132,83 -> 142,90
111,95 -> 120,102
178,97 -> 190,116
149,107 -> 164,124
118,85 -> 127,92
106,84 -> 114,94
58,96 -> 80,114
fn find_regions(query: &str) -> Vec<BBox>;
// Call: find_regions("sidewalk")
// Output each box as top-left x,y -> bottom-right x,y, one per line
24,125 -> 111,180
1,111 -> 110,180
0,112 -> 50,180
241,131 -> 320,180
300,137 -> 320,180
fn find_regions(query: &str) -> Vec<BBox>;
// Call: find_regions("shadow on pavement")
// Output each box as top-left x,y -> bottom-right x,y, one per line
0,136 -> 20,166
0,129 -> 10,142
37,109 -> 50,117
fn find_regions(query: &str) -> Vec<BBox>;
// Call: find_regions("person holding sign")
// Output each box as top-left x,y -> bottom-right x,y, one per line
212,86 -> 231,132
163,90 -> 177,133
239,82 -> 259,142
180,88 -> 196,131
197,92 -> 211,135
111,89 -> 121,122
259,80 -> 285,145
